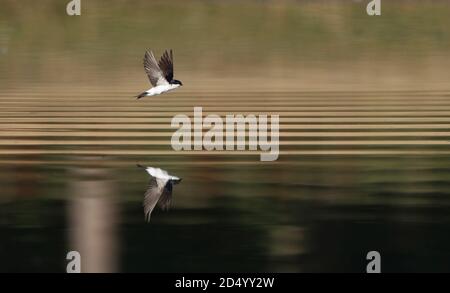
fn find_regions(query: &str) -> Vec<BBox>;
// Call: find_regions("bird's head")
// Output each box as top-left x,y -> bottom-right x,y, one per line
171,79 -> 183,86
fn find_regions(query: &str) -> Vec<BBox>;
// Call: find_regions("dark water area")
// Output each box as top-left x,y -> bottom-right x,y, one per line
0,0 -> 450,272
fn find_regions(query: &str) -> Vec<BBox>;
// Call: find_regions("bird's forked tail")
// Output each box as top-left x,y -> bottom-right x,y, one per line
136,164 -> 146,169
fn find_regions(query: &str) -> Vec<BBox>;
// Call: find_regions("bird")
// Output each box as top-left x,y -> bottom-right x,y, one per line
137,164 -> 182,222
136,49 -> 183,99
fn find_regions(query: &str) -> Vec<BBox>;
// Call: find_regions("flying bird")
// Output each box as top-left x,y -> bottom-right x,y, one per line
136,49 -> 183,99
137,164 -> 182,222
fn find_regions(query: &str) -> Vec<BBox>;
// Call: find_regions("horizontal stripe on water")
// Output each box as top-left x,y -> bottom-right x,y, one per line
0,140 -> 448,146
0,131 -> 448,137
2,112 -> 450,118
2,106 -> 450,111
2,124 -> 450,129
1,150 -> 450,155
1,90 -> 450,97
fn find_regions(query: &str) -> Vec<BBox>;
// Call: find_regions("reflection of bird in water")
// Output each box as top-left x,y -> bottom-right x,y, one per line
137,164 -> 182,222
136,49 -> 183,99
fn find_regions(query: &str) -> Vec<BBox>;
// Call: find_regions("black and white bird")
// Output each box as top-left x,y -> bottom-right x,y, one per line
136,49 -> 183,99
137,164 -> 182,222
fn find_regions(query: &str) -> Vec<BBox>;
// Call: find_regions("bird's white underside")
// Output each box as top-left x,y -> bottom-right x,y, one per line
145,84 -> 180,96
145,166 -> 180,181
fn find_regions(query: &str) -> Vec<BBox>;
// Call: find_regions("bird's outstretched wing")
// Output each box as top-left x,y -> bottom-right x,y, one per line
157,182 -> 173,211
158,49 -> 174,83
143,176 -> 169,222
143,50 -> 169,87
